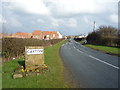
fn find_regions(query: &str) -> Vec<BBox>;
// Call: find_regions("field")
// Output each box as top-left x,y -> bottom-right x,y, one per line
2,40 -> 71,88
85,44 -> 119,56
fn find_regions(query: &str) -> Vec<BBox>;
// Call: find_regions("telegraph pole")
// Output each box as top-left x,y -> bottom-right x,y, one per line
2,22 -> 4,38
93,21 -> 96,32
3,21 -> 6,33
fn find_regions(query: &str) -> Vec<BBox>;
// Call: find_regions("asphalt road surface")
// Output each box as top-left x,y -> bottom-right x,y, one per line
60,39 -> 119,88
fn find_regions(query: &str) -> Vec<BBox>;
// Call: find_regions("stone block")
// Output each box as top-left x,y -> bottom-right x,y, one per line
25,46 -> 44,70
13,73 -> 23,79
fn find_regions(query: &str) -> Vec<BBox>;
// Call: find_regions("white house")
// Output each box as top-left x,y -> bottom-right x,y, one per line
57,32 -> 63,39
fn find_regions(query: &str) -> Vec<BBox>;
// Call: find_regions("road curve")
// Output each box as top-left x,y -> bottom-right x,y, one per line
60,39 -> 119,88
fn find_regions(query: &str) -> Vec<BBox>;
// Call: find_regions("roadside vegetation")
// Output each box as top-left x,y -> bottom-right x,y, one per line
74,25 -> 119,56
86,26 -> 119,47
85,44 -> 119,56
2,38 -> 64,62
2,40 -> 72,88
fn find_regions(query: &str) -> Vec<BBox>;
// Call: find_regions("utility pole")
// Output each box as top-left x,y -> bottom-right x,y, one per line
93,21 -> 96,32
3,21 -> 6,33
3,22 -> 4,33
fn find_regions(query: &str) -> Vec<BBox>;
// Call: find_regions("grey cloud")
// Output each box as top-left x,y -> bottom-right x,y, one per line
1,0 -> 118,35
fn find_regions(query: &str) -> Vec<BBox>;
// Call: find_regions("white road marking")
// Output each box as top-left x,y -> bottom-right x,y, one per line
88,55 -> 119,69
62,44 -> 64,47
73,46 -> 119,69
73,46 -> 76,49
76,49 -> 84,54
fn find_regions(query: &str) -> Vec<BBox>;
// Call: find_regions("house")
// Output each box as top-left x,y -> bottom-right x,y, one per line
1,33 -> 10,38
42,31 -> 52,40
57,31 -> 62,39
74,35 -> 86,39
42,31 -> 62,40
1,30 -> 63,40
0,33 -> 2,38
78,35 -> 85,38
12,32 -> 29,38
50,31 -> 59,39
62,35 -> 67,39
30,30 -> 43,40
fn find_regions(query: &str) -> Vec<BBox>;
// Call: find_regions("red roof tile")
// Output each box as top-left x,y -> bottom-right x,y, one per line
32,30 -> 42,35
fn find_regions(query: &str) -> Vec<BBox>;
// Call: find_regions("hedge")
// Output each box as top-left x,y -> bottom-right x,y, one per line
2,38 -> 64,62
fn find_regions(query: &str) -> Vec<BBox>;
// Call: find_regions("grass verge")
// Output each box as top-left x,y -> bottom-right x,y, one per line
2,40 -> 71,88
85,44 -> 120,56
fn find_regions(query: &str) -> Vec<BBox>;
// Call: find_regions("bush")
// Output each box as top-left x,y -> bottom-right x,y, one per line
2,38 -> 64,62
86,32 -> 101,45
74,38 -> 85,42
86,26 -> 119,47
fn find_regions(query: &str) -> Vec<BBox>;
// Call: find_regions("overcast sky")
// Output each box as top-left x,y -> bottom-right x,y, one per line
0,0 -> 119,35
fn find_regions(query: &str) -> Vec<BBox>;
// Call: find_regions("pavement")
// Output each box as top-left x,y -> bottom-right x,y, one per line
60,39 -> 119,88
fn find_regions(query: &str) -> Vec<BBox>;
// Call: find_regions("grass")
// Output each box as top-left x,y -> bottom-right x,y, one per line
2,40 -> 71,88
78,40 -> 84,43
78,40 -> 85,44
0,63 -> 2,89
85,44 -> 120,56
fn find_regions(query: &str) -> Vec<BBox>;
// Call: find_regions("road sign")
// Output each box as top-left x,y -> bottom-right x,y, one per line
25,46 -> 44,70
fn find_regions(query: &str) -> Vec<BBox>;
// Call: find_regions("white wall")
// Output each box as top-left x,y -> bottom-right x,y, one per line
57,32 -> 62,39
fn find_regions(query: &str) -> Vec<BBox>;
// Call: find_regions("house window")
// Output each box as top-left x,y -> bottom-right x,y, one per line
53,34 -> 55,37
35,36 -> 38,39
46,35 -> 49,37
31,36 -> 33,38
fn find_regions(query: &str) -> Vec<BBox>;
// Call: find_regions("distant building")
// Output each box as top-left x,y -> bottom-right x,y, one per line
75,35 -> 86,39
57,32 -> 62,39
1,33 -> 10,38
42,31 -> 51,40
1,30 -> 63,40
42,31 -> 62,40
30,30 -> 43,40
78,35 -> 85,38
0,33 -> 2,38
62,35 -> 67,39
12,32 -> 29,38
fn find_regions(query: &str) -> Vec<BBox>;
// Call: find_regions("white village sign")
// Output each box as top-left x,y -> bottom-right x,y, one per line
25,46 -> 44,70
26,49 -> 43,55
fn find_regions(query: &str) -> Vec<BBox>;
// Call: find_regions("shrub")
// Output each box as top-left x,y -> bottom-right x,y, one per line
86,26 -> 118,47
74,38 -> 85,42
2,38 -> 64,62
86,32 -> 101,45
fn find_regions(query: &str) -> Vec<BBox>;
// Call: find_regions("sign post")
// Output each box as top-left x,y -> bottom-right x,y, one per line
25,46 -> 44,70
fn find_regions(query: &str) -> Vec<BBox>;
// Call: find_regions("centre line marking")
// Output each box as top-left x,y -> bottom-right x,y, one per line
74,46 -> 119,69
76,49 -> 84,54
73,46 -> 75,48
88,55 -> 119,69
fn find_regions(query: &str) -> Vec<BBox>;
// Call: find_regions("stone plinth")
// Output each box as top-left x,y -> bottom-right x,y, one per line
25,46 -> 44,70
13,73 -> 23,79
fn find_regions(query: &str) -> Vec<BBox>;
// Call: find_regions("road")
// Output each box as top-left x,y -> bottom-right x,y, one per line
60,39 -> 119,88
